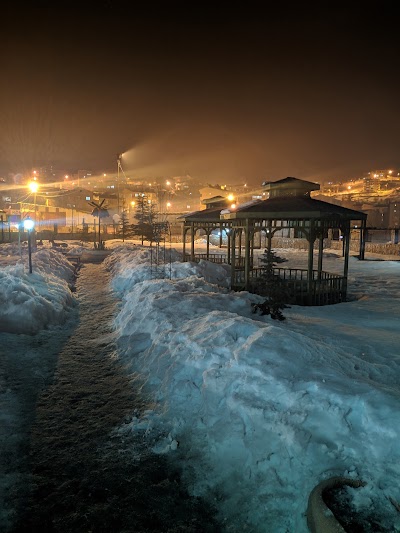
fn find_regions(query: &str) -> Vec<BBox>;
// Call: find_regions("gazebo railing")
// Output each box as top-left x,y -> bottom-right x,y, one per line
183,254 -> 345,305
184,253 -> 246,266
187,253 -> 228,263
234,268 -> 345,306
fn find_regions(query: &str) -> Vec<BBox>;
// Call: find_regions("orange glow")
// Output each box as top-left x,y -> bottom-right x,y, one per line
29,181 -> 38,193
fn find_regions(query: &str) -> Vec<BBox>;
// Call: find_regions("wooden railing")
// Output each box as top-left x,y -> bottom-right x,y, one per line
184,253 -> 246,266
188,253 -> 227,263
184,255 -> 345,305
234,268 -> 345,306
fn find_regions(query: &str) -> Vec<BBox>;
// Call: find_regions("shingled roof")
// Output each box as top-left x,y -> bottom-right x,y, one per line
179,178 -> 366,223
221,195 -> 367,220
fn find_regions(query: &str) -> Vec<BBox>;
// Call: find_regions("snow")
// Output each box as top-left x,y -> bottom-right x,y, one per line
1,238 -> 400,531
0,243 -> 77,334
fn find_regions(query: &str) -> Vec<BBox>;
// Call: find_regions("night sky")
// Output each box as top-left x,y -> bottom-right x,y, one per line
1,2 -> 399,184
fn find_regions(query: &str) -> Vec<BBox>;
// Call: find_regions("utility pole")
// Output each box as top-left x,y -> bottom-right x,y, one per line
117,153 -> 122,215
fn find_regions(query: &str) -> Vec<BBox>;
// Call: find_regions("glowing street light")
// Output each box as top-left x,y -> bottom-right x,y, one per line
23,216 -> 35,273
29,181 -> 38,194
117,153 -> 123,214
29,181 -> 39,223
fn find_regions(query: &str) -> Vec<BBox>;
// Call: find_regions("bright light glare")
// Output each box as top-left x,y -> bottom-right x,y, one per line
29,182 -> 39,193
227,194 -> 234,201
23,218 -> 34,230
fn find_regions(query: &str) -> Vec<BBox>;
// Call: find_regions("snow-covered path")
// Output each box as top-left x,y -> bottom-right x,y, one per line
2,241 -> 400,532
3,259 -> 219,532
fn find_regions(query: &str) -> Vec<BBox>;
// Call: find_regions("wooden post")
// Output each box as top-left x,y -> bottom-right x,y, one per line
231,229 -> 236,288
359,219 -> 366,260
342,224 -> 351,297
238,228 -> 242,264
182,226 -> 186,261
227,227 -> 231,264
250,230 -> 254,269
307,221 -> 315,303
244,219 -> 250,290
267,226 -> 272,252
190,223 -> 195,262
317,231 -> 324,280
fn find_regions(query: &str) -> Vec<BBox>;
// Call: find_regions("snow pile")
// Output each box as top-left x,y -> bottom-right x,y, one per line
108,246 -> 400,532
105,245 -> 231,291
0,248 -> 76,334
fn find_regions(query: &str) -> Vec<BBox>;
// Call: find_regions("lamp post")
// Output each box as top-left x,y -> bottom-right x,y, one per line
29,181 -> 39,223
117,153 -> 122,215
23,216 -> 35,273
67,203 -> 76,234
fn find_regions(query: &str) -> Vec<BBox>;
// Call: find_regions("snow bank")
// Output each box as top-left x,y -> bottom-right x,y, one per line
0,248 -> 76,334
108,246 -> 400,532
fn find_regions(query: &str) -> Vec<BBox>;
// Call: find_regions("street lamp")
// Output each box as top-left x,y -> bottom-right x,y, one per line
23,216 -> 35,273
29,181 -> 39,223
117,153 -> 123,214
67,203 -> 76,233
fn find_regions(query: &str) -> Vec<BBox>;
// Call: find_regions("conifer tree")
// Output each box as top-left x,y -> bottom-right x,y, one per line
132,194 -> 157,244
117,209 -> 131,242
252,249 -> 290,320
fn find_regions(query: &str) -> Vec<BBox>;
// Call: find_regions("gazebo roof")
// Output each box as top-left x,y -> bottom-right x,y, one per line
178,205 -> 228,222
202,195 -> 228,207
220,195 -> 367,221
262,176 -> 320,196
179,178 -> 366,224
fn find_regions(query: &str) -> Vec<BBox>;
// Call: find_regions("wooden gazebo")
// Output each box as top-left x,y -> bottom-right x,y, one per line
180,178 -> 367,305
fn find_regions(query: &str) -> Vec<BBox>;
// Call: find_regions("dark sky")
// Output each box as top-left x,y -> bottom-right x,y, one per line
1,1 -> 399,184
